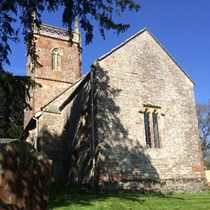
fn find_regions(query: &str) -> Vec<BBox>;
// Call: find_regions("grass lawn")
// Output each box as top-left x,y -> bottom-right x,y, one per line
48,184 -> 210,210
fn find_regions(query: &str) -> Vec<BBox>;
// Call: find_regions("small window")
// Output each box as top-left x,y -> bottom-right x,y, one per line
142,106 -> 162,148
153,112 -> 160,148
52,48 -> 61,71
144,111 -> 151,148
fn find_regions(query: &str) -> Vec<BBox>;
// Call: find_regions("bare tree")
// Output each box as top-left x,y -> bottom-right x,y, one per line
196,100 -> 210,169
196,100 -> 210,151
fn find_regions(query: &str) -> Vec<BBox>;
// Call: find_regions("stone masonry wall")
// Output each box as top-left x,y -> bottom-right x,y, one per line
95,30 -> 207,192
36,76 -> 92,182
25,26 -> 81,127
33,34 -> 81,83
64,81 -> 93,185
38,111 -> 68,181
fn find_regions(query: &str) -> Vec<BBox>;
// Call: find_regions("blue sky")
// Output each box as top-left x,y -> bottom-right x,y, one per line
5,0 -> 210,103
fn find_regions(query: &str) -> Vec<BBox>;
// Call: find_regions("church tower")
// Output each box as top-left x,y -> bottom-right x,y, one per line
24,22 -> 81,126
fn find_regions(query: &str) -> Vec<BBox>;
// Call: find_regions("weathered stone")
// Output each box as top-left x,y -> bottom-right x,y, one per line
93,29 -> 208,192
23,26 -> 208,192
24,24 -> 81,127
0,141 -> 51,210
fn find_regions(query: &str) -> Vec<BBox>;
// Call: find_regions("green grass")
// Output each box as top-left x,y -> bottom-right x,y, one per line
48,184 -> 210,210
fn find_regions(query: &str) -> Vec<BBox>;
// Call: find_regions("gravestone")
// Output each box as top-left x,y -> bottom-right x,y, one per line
0,141 -> 51,210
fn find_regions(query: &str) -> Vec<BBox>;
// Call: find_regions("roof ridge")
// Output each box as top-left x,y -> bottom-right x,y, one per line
145,29 -> 194,84
98,28 -> 194,84
98,28 -> 147,61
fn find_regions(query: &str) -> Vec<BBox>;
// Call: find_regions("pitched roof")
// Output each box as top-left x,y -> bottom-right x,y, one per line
20,72 -> 90,140
41,72 -> 90,113
98,28 -> 194,84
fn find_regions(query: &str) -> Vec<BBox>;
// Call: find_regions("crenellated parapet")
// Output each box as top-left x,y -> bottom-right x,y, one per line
34,23 -> 81,45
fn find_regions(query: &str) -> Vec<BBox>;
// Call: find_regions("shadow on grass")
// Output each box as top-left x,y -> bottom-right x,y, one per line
48,183 -> 184,209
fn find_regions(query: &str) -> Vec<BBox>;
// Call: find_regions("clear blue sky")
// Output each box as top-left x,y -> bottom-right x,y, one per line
5,0 -> 210,103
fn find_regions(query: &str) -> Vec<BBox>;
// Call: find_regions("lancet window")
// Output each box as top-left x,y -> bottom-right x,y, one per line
52,48 -> 61,71
142,106 -> 162,148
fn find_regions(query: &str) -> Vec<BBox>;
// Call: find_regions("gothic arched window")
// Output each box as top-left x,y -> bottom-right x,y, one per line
52,48 -> 61,71
142,105 -> 162,148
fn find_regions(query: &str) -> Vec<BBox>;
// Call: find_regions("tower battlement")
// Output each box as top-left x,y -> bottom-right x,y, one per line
24,23 -> 82,127
34,24 -> 81,45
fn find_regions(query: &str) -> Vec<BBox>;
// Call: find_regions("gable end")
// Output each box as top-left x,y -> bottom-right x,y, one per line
98,28 -> 194,85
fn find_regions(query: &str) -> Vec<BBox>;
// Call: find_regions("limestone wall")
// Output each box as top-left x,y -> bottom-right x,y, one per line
38,112 -> 65,180
36,76 -> 93,183
95,30 -> 207,192
65,81 -> 93,185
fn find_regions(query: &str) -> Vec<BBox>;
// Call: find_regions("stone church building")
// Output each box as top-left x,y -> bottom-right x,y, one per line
22,23 -> 208,192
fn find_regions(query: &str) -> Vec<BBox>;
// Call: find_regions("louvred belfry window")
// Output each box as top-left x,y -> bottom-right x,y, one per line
52,48 -> 61,71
